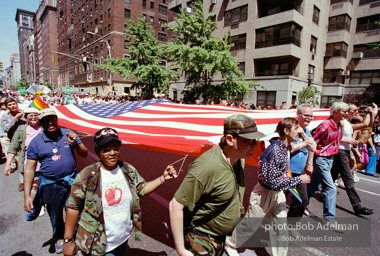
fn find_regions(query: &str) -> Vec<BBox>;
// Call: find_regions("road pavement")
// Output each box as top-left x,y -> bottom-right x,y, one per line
1,133 -> 380,255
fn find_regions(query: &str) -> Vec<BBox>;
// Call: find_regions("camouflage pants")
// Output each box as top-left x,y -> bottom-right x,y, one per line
185,228 -> 225,256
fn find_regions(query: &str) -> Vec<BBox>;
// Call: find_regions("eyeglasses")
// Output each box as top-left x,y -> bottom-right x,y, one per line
27,114 -> 39,119
100,146 -> 120,155
299,113 -> 314,119
96,128 -> 118,139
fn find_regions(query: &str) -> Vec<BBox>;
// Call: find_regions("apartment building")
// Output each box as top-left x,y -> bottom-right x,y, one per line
25,35 -> 36,83
57,0 -> 174,95
15,9 -> 35,81
34,0 -> 60,89
168,0 -> 380,108
9,53 -> 22,86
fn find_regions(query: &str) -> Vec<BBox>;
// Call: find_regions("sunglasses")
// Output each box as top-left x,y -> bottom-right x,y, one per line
243,138 -> 258,145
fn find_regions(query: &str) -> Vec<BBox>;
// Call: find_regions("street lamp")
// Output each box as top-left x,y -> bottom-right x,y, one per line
87,31 -> 112,94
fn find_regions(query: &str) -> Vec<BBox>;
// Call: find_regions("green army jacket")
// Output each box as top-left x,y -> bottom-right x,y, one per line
66,161 -> 146,255
7,125 -> 27,173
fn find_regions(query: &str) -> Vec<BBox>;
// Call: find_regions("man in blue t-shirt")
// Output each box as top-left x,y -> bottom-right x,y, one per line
288,103 -> 316,218
23,108 -> 88,253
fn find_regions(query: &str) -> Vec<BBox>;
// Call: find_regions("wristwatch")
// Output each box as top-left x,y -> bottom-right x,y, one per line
64,238 -> 72,243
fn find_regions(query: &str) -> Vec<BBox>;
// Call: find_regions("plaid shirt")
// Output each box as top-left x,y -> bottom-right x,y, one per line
313,117 -> 341,157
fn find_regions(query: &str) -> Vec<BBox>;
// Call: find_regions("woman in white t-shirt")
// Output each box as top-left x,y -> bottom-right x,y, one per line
63,128 -> 177,256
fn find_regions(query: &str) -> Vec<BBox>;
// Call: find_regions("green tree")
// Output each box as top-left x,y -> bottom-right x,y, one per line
99,15 -> 178,99
297,85 -> 323,107
42,74 -> 54,91
163,0 -> 262,102
17,76 -> 29,89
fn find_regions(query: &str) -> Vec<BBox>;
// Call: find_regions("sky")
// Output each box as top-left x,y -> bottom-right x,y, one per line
0,0 -> 40,69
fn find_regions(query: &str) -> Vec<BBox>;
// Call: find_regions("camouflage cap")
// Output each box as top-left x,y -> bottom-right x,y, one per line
224,114 -> 265,139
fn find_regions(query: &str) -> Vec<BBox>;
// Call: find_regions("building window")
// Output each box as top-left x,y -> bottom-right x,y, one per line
328,14 -> 351,32
142,0 -> 146,8
350,70 -> 380,84
312,5 -> 320,25
159,5 -> 167,15
224,5 -> 248,26
353,43 -> 380,58
331,0 -> 353,4
257,2 -> 303,18
158,19 -> 167,31
231,34 -> 246,51
359,0 -> 379,5
323,69 -> 343,83
150,16 -> 154,25
255,61 -> 291,76
125,0 -> 131,3
158,32 -> 167,42
150,1 -> 154,10
308,65 -> 315,75
239,62 -> 245,75
124,40 -> 129,49
356,14 -> 380,32
108,8 -> 111,18
326,42 -> 348,57
125,9 -> 131,19
255,23 -> 302,48
321,96 -> 342,108
257,91 -> 276,109
310,36 -> 317,54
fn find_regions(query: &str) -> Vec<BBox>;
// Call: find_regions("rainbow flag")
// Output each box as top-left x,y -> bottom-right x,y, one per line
29,95 -> 49,110
288,167 -> 303,205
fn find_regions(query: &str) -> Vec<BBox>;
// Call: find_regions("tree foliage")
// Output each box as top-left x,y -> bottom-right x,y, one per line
297,85 -> 322,107
99,15 -> 178,99
17,76 -> 29,89
163,0 -> 262,101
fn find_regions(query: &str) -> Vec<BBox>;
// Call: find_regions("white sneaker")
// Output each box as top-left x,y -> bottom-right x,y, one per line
335,178 -> 345,189
353,170 -> 360,183
224,236 -> 240,256
55,239 -> 64,254
39,205 -> 45,217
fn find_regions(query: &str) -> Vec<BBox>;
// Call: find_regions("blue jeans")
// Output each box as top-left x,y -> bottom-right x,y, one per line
81,239 -> 128,256
307,155 -> 336,218
41,183 -> 70,239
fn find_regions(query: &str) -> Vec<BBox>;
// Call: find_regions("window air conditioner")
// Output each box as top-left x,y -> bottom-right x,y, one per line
307,74 -> 314,80
352,52 -> 363,59
185,7 -> 192,13
211,0 -> 217,4
342,70 -> 350,76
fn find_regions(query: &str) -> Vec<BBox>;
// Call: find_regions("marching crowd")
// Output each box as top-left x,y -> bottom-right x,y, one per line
1,92 -> 379,256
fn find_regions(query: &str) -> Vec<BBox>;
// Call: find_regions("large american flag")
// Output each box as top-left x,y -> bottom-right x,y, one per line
21,99 -> 330,165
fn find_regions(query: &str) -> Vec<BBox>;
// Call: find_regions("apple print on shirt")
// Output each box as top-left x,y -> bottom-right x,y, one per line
105,185 -> 123,206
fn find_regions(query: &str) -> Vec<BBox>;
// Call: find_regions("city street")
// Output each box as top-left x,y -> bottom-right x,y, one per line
1,132 -> 380,255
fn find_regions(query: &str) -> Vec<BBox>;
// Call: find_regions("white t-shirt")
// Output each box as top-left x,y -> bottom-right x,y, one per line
101,166 -> 133,252
340,119 -> 353,151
